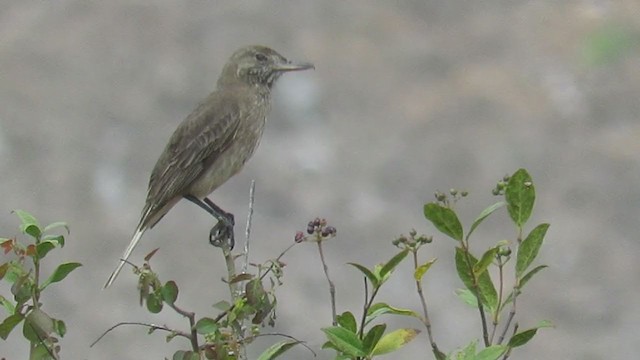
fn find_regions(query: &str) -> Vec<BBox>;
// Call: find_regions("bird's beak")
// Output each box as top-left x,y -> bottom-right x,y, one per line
273,61 -> 315,72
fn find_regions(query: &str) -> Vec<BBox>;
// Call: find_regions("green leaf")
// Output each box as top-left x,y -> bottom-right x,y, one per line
212,300 -> 231,311
414,258 -> 437,281
459,340 -> 477,360
371,328 -> 420,356
322,326 -> 366,357
519,265 -> 548,289
473,247 -> 498,277
366,302 -> 419,325
455,248 -> 498,312
347,263 -> 379,288
516,224 -> 549,278
43,221 -> 69,235
41,234 -> 65,248
424,203 -> 463,241
380,249 -> 409,280
257,340 -> 301,360
54,319 -> 66,337
505,169 -> 535,227
146,293 -> 163,313
0,295 -> 15,314
336,311 -> 357,333
468,202 -> 506,239
172,350 -> 199,360
24,308 -> 54,341
363,324 -> 386,354
13,210 -> 41,238
455,288 -> 478,307
40,262 -> 82,290
35,241 -> 56,259
161,281 -> 179,305
0,313 -> 24,340
31,343 -> 54,359
508,320 -> 553,348
195,317 -> 218,334
474,345 -> 507,360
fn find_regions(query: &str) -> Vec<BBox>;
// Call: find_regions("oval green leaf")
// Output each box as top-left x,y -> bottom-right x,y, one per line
505,169 -> 535,227
321,326 -> 366,357
371,328 -> 420,356
468,202 -> 506,239
347,263 -> 379,288
424,203 -> 463,241
414,258 -> 437,281
195,317 -> 218,334
516,224 -> 549,278
257,340 -> 301,360
162,281 -> 179,305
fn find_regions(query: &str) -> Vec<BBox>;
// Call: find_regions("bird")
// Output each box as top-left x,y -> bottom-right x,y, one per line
104,45 -> 314,288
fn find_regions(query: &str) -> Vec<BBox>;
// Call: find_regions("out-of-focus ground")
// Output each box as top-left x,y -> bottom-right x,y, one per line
1,1 -> 639,359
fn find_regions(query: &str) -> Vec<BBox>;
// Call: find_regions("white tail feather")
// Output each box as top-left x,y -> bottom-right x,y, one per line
104,228 -> 146,288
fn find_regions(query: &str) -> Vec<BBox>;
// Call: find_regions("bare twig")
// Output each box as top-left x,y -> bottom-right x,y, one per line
357,281 -> 380,338
412,251 -> 441,356
502,323 -> 519,360
90,321 -> 191,347
167,302 -> 198,351
498,288 -> 518,345
317,241 -> 337,325
243,180 -> 255,274
490,256 -> 506,344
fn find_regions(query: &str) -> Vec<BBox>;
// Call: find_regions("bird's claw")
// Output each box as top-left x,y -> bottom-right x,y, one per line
209,214 -> 235,249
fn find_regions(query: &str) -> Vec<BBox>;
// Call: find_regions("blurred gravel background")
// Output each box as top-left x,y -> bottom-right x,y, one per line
1,1 -> 639,359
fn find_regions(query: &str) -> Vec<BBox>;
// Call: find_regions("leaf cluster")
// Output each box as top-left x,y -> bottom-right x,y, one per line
0,210 -> 80,360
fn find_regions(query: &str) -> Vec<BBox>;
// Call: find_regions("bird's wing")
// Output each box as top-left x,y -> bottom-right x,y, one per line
139,92 -> 242,229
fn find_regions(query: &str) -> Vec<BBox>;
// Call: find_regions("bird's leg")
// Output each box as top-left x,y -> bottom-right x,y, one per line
183,195 -> 235,249
203,197 -> 235,248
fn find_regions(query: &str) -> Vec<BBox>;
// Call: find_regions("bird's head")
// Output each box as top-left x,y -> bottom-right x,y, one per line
219,45 -> 314,89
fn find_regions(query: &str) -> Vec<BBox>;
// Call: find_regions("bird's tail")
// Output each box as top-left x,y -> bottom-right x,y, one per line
104,227 -> 146,288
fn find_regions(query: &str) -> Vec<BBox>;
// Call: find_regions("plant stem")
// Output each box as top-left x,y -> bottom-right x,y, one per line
412,250 -> 441,356
317,241 -> 337,325
461,240 -> 490,346
168,302 -> 198,351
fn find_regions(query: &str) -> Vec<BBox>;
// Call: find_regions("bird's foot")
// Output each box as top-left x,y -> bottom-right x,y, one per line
209,213 -> 235,249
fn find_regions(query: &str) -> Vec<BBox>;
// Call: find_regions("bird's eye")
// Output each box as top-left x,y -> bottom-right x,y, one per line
255,53 -> 268,62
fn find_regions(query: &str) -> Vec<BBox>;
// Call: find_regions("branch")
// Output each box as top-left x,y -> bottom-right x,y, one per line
90,321 -> 191,348
317,241 -> 337,326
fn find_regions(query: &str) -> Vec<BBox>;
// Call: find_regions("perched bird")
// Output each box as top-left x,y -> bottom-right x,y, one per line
105,45 -> 314,288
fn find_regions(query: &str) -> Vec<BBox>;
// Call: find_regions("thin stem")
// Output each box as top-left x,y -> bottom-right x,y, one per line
242,180 -> 255,274
90,322 -> 191,347
490,257 -> 505,344
258,242 -> 297,282
357,277 -> 368,339
498,287 -> 518,345
222,243 -> 240,300
317,241 -> 337,325
358,284 -> 381,339
461,239 -> 490,346
167,302 -> 198,351
499,227 -> 524,345
501,323 -> 519,360
412,250 -> 441,356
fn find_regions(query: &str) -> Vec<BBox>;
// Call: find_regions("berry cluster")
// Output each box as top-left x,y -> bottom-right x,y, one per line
392,228 -> 432,248
294,217 -> 337,243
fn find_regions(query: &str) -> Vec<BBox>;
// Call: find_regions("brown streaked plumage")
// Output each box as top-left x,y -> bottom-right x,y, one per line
105,45 -> 313,288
